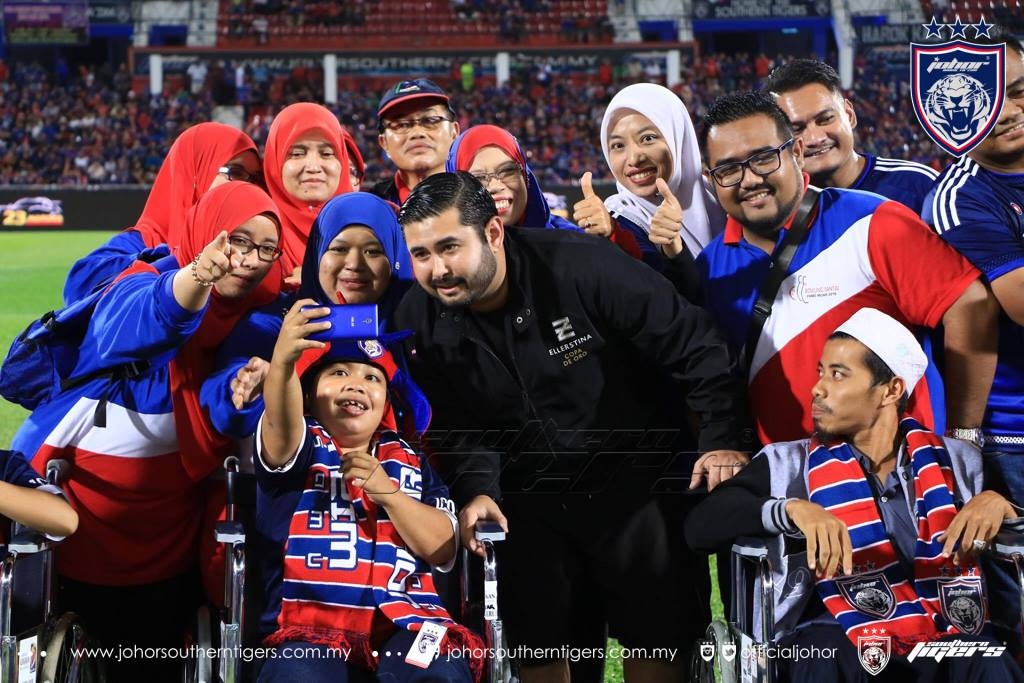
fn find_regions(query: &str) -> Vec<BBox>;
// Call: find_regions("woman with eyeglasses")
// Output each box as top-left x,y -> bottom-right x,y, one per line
200,192 -> 422,445
62,122 -> 262,305
445,124 -> 583,231
12,182 -> 284,682
575,83 -> 726,281
262,102 -> 354,274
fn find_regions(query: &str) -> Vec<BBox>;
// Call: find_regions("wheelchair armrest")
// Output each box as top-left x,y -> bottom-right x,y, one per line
216,520 -> 246,544
992,530 -> 1024,558
7,529 -> 52,555
732,536 -> 769,559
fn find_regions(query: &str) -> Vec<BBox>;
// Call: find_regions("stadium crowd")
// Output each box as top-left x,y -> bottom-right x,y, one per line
2,32 -> 1024,683
0,49 -> 946,188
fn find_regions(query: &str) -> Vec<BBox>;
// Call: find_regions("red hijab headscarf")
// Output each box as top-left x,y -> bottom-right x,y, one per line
116,182 -> 283,480
263,103 -> 353,271
132,122 -> 258,250
453,124 -> 525,175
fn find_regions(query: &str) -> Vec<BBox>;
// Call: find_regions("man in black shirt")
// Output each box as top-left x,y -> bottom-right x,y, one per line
394,172 -> 753,683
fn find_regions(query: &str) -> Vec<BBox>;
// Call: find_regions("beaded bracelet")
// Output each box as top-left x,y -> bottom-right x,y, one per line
190,255 -> 215,287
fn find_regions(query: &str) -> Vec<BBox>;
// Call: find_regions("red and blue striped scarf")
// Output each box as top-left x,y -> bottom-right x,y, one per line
808,417 -> 988,655
267,427 -> 483,680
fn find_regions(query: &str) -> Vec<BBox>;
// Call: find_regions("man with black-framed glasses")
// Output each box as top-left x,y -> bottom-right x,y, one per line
695,91 -> 998,449
371,78 -> 460,205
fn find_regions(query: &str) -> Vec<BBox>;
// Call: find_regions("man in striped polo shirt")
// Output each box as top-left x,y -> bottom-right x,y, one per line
696,91 -> 998,448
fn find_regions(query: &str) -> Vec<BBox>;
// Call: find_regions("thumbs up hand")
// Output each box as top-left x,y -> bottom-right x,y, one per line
650,178 -> 686,258
572,172 -> 614,238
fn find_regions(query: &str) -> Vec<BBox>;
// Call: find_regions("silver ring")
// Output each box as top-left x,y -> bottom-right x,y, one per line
972,539 -> 988,552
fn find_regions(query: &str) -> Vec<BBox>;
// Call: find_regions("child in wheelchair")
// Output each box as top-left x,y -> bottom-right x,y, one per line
0,449 -> 77,545
685,309 -> 1024,682
253,299 -> 484,682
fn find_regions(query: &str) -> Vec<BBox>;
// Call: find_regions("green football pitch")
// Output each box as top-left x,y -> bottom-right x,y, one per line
0,229 -> 725,682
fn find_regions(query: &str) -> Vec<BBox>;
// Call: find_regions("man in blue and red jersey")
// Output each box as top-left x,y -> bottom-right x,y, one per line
371,78 -> 460,205
926,35 -> 1024,505
765,59 -> 939,215
696,91 -> 998,448
766,58 -> 950,431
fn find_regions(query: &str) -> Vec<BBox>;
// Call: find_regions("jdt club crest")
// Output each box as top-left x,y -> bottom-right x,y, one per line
836,571 -> 896,619
858,627 -> 892,675
938,576 -> 986,635
911,17 -> 1005,157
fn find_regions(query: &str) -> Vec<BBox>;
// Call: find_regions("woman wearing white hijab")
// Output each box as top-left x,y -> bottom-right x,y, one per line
576,83 -> 726,263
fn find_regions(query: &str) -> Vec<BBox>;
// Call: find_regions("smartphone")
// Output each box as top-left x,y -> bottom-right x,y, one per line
302,303 -> 379,342
474,520 -> 506,542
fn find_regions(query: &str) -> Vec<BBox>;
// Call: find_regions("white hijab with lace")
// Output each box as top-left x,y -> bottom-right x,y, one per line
600,83 -> 725,258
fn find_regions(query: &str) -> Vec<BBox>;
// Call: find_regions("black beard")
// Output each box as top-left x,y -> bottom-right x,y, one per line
744,216 -> 784,238
813,421 -> 846,444
432,246 -> 498,307
744,188 -> 802,238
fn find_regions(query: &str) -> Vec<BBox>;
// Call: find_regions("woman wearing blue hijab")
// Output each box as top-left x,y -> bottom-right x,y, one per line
297,192 -> 413,319
200,192 -> 415,440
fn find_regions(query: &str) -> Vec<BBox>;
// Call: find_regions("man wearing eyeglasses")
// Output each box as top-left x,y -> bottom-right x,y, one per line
371,78 -> 460,205
695,91 -> 998,447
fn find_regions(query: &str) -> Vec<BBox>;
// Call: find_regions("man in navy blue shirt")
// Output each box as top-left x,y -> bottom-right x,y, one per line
926,35 -> 1024,503
925,33 -> 1024,658
766,59 -> 939,214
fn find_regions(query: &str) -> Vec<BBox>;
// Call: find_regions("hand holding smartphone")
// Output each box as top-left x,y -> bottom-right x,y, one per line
301,303 -> 379,342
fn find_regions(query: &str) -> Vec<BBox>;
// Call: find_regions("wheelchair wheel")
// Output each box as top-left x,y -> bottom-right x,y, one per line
707,621 -> 738,683
182,605 -> 215,683
39,612 -> 104,683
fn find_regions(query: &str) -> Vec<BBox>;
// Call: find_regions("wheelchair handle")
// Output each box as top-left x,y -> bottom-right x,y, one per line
46,459 -> 70,486
0,555 -> 14,683
224,455 -> 240,521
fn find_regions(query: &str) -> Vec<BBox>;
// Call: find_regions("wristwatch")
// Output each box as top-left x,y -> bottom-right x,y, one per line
947,427 -> 985,449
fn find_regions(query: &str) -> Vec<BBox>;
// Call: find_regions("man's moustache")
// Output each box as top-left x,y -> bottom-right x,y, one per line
431,277 -> 464,288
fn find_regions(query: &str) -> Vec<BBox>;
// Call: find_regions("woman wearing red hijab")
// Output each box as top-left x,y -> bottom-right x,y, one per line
62,122 -> 261,305
12,182 -> 283,682
263,102 -> 353,273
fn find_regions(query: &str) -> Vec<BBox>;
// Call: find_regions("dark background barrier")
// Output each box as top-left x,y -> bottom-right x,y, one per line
0,183 -> 615,231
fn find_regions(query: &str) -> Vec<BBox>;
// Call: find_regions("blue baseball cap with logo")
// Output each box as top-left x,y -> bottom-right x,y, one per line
377,78 -> 453,119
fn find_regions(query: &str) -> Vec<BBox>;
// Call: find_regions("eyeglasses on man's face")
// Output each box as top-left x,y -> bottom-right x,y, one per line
707,138 -> 795,188
380,115 -> 453,134
228,234 -> 282,262
219,164 -> 261,184
470,162 -> 523,186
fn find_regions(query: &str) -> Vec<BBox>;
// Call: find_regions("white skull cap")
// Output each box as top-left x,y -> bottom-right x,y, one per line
834,308 -> 928,395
